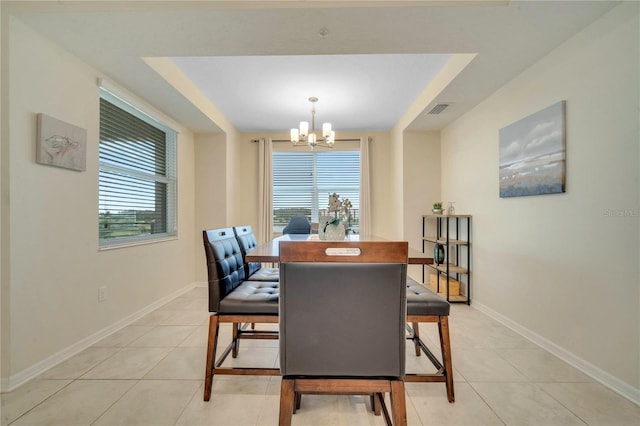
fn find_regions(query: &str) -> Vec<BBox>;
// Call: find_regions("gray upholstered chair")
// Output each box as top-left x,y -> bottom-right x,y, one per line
405,278 -> 455,402
282,214 -> 311,235
233,225 -> 279,281
202,227 -> 279,401
278,240 -> 409,425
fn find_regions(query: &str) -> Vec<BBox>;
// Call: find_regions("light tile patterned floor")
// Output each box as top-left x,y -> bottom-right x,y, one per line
2,286 -> 639,425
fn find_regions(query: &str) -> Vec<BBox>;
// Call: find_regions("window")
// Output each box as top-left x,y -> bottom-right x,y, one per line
272,150 -> 360,233
98,89 -> 177,247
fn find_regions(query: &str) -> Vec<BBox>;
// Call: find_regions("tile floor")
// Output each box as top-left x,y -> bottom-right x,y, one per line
2,286 -> 639,425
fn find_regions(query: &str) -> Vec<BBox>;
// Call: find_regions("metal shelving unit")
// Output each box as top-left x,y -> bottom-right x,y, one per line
422,214 -> 471,304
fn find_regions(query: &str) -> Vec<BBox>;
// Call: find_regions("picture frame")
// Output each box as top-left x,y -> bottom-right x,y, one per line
499,101 -> 566,198
36,113 -> 87,172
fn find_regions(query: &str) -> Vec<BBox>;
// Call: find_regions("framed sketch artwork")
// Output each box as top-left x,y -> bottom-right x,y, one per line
36,113 -> 87,172
499,101 -> 566,198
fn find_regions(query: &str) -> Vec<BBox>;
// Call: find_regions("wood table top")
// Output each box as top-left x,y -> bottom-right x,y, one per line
246,234 -> 433,265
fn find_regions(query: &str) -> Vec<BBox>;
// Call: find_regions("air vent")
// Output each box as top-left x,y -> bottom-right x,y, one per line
427,103 -> 450,115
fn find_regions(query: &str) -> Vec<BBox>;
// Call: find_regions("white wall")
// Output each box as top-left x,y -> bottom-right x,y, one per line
3,17 -> 197,386
441,2 -> 639,398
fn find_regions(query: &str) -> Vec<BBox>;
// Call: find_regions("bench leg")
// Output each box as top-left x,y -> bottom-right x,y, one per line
439,316 -> 455,403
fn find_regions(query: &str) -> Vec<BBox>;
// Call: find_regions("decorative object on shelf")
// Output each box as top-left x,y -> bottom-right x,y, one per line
499,100 -> 566,198
319,192 -> 350,240
447,202 -> 456,216
433,243 -> 445,265
432,202 -> 443,214
290,97 -> 335,149
36,113 -> 87,172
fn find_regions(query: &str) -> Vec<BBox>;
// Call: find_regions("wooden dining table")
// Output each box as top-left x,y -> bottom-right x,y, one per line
246,234 -> 433,265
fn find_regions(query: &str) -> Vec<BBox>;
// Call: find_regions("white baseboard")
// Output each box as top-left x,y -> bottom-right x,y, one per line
1,283 -> 201,392
472,301 -> 640,406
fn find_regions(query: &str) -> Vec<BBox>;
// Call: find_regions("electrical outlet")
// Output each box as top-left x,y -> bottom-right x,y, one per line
98,286 -> 107,302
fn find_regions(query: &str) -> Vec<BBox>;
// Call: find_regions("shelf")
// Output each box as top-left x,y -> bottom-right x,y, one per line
427,263 -> 469,274
445,294 -> 468,303
423,237 -> 469,245
423,214 -> 472,219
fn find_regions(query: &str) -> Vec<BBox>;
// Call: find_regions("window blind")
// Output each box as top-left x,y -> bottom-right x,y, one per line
272,151 -> 360,231
99,91 -> 177,247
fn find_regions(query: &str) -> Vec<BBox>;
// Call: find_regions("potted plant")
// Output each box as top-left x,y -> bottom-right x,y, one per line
432,202 -> 443,214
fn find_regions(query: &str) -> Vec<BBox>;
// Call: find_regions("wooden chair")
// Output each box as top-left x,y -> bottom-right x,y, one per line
202,227 -> 279,401
278,240 -> 409,425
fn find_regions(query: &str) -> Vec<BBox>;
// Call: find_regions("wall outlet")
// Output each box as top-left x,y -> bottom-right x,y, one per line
98,286 -> 107,302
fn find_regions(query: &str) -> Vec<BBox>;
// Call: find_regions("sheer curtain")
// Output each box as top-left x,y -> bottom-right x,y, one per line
258,138 -> 273,244
359,136 -> 372,236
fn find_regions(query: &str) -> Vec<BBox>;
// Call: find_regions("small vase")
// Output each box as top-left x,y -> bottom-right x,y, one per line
320,222 -> 346,240
433,243 -> 445,265
432,209 -> 443,215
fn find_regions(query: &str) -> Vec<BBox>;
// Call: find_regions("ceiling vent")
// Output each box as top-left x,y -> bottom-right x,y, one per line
427,103 -> 450,115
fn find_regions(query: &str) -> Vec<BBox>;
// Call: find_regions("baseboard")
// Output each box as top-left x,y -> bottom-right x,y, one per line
1,283 -> 201,392
472,301 -> 640,406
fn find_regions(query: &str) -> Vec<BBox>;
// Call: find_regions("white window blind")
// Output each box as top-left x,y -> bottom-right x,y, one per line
272,150 -> 360,232
99,89 -> 177,247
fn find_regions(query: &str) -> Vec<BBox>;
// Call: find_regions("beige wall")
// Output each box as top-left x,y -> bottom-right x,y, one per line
2,17 -> 197,386
402,131 -> 441,281
194,133 -> 227,283
441,2 -> 639,395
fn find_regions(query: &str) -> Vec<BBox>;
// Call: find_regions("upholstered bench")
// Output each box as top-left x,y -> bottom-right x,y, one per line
405,277 -> 455,402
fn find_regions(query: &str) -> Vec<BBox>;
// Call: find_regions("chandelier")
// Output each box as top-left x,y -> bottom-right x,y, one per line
290,97 -> 335,149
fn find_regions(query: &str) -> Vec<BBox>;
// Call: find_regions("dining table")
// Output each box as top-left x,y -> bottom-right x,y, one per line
245,234 -> 433,265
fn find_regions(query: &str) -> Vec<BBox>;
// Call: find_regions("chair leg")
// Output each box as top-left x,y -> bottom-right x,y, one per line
370,393 -> 382,416
294,392 -> 302,412
389,380 -> 407,426
279,378 -> 295,426
204,315 -> 220,401
412,322 -> 421,356
438,316 -> 455,403
232,322 -> 239,358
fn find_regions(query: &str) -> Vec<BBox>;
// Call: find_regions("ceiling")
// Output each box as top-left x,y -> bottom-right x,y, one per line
6,1 -> 618,134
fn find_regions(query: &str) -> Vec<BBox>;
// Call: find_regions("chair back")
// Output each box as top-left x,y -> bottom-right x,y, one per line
278,240 -> 408,378
203,227 -> 248,312
282,215 -> 311,235
233,225 -> 262,277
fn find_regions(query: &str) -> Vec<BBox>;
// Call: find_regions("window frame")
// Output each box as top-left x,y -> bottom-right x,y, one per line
272,146 -> 361,234
98,88 -> 178,249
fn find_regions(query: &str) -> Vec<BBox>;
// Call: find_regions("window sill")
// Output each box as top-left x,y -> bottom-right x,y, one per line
99,235 -> 178,251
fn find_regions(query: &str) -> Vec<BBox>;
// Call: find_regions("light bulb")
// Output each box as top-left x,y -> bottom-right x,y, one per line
299,122 -> 309,138
322,123 -> 332,138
